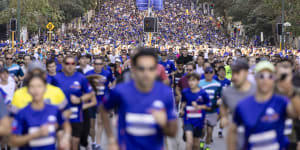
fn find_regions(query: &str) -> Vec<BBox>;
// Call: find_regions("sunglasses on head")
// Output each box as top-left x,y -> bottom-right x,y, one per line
65,62 -> 76,66
256,73 -> 275,80
136,66 -> 156,72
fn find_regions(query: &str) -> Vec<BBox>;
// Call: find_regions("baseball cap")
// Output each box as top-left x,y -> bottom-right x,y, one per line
28,61 -> 46,73
231,58 -> 249,72
255,61 -> 275,73
204,67 -> 214,73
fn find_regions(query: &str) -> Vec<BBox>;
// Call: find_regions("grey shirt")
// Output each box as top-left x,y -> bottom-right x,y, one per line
222,83 -> 256,113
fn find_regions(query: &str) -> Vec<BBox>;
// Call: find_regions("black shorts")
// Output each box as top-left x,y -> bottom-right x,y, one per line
71,122 -> 84,138
89,106 -> 99,119
184,124 -> 203,138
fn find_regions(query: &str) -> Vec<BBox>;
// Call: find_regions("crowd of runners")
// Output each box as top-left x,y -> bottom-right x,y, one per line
0,0 -> 300,150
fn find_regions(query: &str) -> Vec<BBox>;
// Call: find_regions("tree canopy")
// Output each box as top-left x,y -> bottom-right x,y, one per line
0,0 -> 97,33
212,0 -> 300,43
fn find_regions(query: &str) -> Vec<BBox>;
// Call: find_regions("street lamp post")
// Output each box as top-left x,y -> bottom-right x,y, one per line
17,0 -> 20,42
281,0 -> 285,51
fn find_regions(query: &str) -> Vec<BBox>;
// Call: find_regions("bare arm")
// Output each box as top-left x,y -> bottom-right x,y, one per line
162,120 -> 178,137
220,104 -> 230,128
9,125 -> 47,147
287,95 -> 300,118
0,116 -> 11,136
83,93 -> 97,110
227,123 -> 238,150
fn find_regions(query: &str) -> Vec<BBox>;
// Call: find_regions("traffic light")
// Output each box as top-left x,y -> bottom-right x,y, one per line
144,17 -> 158,32
10,18 -> 17,31
277,23 -> 282,35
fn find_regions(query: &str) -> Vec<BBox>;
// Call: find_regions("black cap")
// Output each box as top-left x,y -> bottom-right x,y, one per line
231,58 -> 249,72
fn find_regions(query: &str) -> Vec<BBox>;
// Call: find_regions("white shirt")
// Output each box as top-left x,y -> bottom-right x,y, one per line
0,77 -> 16,104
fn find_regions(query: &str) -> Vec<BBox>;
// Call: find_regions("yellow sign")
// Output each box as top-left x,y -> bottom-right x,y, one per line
46,22 -> 55,31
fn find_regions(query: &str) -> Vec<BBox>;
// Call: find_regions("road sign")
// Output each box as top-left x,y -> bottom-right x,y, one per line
46,22 -> 55,31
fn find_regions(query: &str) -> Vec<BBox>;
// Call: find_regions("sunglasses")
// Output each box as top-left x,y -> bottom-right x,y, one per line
136,66 -> 156,72
94,63 -> 104,65
6,58 -> 13,60
65,62 -> 76,66
256,73 -> 275,80
278,73 -> 288,81
205,71 -> 214,74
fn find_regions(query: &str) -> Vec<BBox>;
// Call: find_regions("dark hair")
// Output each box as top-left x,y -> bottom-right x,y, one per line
218,66 -> 226,72
176,59 -> 185,65
63,56 -> 75,63
186,72 -> 200,81
131,48 -> 158,67
93,57 -> 104,63
186,61 -> 196,70
46,59 -> 56,68
27,74 -> 47,86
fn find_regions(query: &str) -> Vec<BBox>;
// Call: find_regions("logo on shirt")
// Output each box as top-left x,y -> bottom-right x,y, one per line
70,81 -> 81,90
48,115 -> 57,122
152,100 -> 165,110
261,107 -> 279,122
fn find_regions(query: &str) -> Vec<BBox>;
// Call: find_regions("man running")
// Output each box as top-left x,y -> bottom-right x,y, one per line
227,61 -> 300,150
198,66 -> 222,149
51,56 -> 96,150
100,48 -> 178,150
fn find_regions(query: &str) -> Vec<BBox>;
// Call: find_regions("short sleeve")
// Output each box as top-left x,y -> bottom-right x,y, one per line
202,91 -> 211,107
12,113 -> 24,135
82,77 -> 92,94
165,89 -> 177,121
102,89 -> 121,111
56,108 -> 65,126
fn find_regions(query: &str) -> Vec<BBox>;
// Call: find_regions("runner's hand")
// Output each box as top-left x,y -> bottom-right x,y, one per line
152,109 -> 167,128
59,134 -> 70,150
220,117 -> 229,128
38,125 -> 49,137
70,95 -> 81,104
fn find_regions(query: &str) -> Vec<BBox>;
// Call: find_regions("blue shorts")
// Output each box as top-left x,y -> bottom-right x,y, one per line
184,124 -> 203,138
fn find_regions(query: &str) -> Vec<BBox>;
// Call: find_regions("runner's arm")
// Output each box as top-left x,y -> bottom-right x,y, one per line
0,116 -> 11,136
227,123 -> 238,150
83,93 -> 97,110
287,95 -> 300,118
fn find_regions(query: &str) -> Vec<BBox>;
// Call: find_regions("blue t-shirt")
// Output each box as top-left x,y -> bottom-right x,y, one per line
234,94 -> 289,150
46,74 -> 55,84
103,81 -> 177,150
51,72 -> 92,123
85,69 -> 113,105
182,88 -> 210,129
56,64 -> 62,72
214,76 -> 231,88
159,60 -> 176,75
198,79 -> 222,113
12,104 -> 64,150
